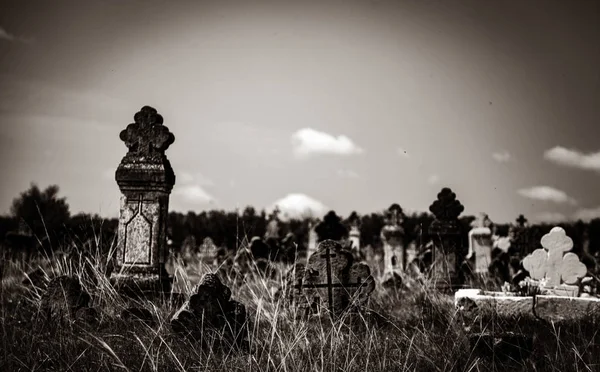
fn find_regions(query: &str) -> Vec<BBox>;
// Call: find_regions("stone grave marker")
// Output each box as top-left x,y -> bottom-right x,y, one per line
522,226 -> 588,296
428,188 -> 465,291
111,106 -> 175,296
290,240 -> 375,318
171,273 -> 248,350
467,213 -> 493,274
346,211 -> 361,256
198,237 -> 218,267
381,204 -> 406,278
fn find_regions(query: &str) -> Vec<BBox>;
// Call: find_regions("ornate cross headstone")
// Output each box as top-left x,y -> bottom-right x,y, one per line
428,188 -> 465,291
381,204 -> 406,276
346,211 -> 361,256
522,227 -> 587,296
111,106 -> 175,296
467,213 -> 493,274
292,240 -> 375,318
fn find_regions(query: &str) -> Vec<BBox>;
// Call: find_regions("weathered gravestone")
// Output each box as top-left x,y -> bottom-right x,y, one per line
381,204 -> 406,279
467,213 -> 493,275
110,106 -> 175,297
171,273 -> 248,350
428,188 -> 465,291
40,275 -> 97,326
284,240 -> 375,318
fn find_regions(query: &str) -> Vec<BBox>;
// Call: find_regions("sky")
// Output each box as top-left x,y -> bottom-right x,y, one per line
0,0 -> 599,224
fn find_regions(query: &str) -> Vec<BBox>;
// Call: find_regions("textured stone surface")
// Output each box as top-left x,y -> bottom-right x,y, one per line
297,240 -> 375,318
112,106 -> 175,296
455,289 -> 600,323
523,227 -> 588,288
170,273 -> 248,349
40,276 -> 91,322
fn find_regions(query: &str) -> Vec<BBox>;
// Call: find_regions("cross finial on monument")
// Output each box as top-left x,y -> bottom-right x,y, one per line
386,204 -> 404,225
516,214 -> 528,228
119,106 -> 175,158
429,188 -> 464,221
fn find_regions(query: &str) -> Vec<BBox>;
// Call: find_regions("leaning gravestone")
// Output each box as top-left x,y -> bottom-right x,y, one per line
287,240 -> 375,318
171,273 -> 248,350
428,188 -> 465,291
110,106 -> 175,297
467,213 -> 493,275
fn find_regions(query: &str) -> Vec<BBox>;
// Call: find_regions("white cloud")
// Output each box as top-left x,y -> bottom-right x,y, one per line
179,171 -> 214,186
427,174 -> 440,185
492,150 -> 511,163
174,185 -> 216,205
397,147 -> 410,158
291,128 -> 364,159
267,193 -> 328,220
0,26 -> 32,43
573,207 -> 600,222
534,212 -> 567,224
337,169 -> 359,178
517,186 -> 577,205
544,146 -> 600,171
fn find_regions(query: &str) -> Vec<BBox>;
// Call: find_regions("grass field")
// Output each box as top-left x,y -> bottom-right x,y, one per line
1,244 -> 600,372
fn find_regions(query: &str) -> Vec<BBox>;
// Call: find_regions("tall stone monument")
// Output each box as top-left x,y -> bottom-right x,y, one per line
111,106 -> 175,296
467,213 -> 493,275
346,211 -> 361,257
428,188 -> 465,291
381,204 -> 406,277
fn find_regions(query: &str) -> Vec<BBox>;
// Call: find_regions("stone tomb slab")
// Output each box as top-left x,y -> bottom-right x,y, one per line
455,289 -> 600,323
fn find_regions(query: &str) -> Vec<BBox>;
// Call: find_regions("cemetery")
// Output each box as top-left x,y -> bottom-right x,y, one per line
2,105 -> 600,371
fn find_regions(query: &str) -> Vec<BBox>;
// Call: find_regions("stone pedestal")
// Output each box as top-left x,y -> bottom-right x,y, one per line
110,106 -> 175,298
428,188 -> 465,292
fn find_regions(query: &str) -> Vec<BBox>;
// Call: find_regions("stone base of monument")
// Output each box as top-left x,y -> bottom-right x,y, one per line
110,271 -> 173,303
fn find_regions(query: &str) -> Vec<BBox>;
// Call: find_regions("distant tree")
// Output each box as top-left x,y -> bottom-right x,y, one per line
10,183 -> 70,250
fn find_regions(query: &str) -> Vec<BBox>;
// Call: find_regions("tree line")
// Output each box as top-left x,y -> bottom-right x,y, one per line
2,183 -> 600,261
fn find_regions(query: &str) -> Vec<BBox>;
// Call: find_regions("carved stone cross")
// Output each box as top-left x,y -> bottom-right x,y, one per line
516,214 -> 528,228
522,227 -> 587,288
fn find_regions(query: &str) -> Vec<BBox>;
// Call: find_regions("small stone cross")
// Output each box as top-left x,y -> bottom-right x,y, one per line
516,214 -> 528,228
522,227 -> 587,287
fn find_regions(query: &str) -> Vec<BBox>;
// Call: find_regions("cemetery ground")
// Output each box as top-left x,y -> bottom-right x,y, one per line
2,237 -> 600,371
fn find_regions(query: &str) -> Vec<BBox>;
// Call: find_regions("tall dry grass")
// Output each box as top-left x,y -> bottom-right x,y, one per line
1,231 -> 600,371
